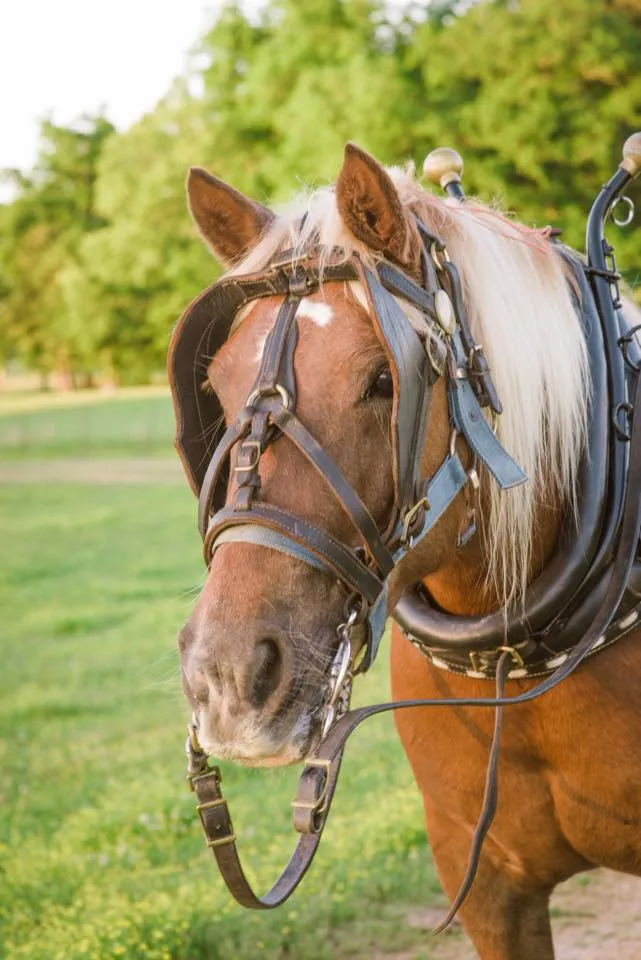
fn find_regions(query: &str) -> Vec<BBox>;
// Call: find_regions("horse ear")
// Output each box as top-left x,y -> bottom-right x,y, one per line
186,167 -> 274,267
336,142 -> 409,263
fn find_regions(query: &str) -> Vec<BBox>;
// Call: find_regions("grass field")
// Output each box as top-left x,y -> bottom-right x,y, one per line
0,388 -> 174,458
0,407 -> 446,960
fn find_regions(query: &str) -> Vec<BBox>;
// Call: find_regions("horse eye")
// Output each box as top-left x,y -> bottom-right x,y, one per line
364,366 -> 393,401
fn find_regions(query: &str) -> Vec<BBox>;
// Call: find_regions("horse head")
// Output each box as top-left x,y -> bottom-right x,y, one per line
173,143 -> 588,767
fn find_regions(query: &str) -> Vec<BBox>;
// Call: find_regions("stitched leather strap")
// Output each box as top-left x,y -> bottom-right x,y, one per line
205,504 -> 384,603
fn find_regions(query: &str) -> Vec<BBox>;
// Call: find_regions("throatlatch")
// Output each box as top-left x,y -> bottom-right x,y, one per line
169,134 -> 641,917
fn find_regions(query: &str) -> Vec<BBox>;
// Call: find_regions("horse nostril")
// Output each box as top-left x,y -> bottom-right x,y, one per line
249,638 -> 283,709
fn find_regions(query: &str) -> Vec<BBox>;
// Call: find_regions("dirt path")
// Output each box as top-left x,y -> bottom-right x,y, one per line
0,457 -> 184,485
383,870 -> 641,959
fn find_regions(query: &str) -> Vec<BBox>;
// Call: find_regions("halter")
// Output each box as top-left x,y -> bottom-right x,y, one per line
169,135 -> 641,920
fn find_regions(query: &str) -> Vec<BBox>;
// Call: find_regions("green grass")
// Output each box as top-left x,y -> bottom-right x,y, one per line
0,481 -> 443,960
0,389 -> 175,458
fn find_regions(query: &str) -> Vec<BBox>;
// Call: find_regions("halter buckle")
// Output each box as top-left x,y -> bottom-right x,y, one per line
401,496 -> 430,546
233,439 -> 262,473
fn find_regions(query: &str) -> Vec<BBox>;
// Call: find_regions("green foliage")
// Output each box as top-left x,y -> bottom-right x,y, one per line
0,480 -> 444,960
0,115 -> 115,376
1,0 -> 640,383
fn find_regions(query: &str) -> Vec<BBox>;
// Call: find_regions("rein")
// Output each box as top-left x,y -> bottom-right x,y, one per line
170,137 -> 641,922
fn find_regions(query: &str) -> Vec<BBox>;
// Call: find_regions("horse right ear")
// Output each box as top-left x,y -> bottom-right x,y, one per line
186,167 -> 274,267
335,142 -> 410,264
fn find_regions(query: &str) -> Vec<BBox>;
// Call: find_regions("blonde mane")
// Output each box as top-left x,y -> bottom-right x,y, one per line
232,167 -> 590,607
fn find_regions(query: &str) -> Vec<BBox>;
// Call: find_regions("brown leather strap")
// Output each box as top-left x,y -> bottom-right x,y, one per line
189,748 -> 346,909
270,406 -> 394,575
433,650 -> 511,933
198,412 -> 253,538
192,370 -> 641,913
253,295 -> 300,398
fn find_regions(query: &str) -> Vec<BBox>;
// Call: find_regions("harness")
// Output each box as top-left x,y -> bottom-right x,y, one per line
168,137 -> 641,918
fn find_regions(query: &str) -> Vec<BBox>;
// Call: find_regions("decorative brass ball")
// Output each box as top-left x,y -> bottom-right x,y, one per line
621,132 -> 641,177
423,147 -> 464,188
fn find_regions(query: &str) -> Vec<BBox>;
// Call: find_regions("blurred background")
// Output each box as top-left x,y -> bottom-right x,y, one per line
1,1 -> 640,958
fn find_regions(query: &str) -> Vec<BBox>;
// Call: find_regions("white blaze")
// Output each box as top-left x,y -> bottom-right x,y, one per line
298,298 -> 334,328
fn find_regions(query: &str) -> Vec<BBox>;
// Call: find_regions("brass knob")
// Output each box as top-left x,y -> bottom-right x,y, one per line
423,147 -> 464,190
621,132 -> 641,177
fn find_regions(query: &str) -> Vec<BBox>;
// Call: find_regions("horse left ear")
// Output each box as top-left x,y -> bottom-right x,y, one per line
336,142 -> 410,264
186,167 -> 274,267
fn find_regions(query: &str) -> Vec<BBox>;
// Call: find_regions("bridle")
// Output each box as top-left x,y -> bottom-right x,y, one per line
168,139 -> 641,921
170,229 -> 526,676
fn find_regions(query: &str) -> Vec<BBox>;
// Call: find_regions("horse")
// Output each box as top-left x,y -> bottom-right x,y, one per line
172,139 -> 641,958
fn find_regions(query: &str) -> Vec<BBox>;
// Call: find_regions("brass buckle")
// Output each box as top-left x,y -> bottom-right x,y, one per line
498,645 -> 525,669
196,793 -> 237,848
291,758 -> 332,815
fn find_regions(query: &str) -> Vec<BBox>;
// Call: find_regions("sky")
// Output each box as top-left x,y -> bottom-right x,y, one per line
0,0 -> 412,202
0,1 -> 246,198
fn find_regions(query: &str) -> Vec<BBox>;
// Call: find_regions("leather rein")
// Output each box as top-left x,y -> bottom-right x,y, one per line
173,157 -> 641,919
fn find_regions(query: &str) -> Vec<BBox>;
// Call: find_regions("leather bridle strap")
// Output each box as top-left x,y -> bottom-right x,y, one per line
268,405 -> 394,575
205,504 -> 383,603
188,742 -> 347,909
190,368 -> 641,911
198,413 -> 254,538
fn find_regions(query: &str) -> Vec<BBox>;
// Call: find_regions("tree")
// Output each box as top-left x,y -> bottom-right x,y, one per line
0,114 -> 115,382
2,0 -> 639,385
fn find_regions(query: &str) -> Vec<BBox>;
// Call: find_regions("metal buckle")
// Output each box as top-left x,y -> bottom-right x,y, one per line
289,265 -> 313,297
430,240 -> 451,272
186,716 -> 210,784
291,758 -> 332,814
233,439 -> 262,473
498,645 -> 525,669
195,777 -> 236,848
401,496 -> 429,546
469,645 -> 525,674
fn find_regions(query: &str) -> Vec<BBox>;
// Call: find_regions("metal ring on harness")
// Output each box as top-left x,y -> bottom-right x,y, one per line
610,195 -> 635,228
618,325 -> 641,373
246,384 -> 292,409
613,401 -> 634,442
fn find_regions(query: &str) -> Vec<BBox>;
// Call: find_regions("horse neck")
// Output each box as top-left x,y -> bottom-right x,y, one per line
422,481 -> 564,617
